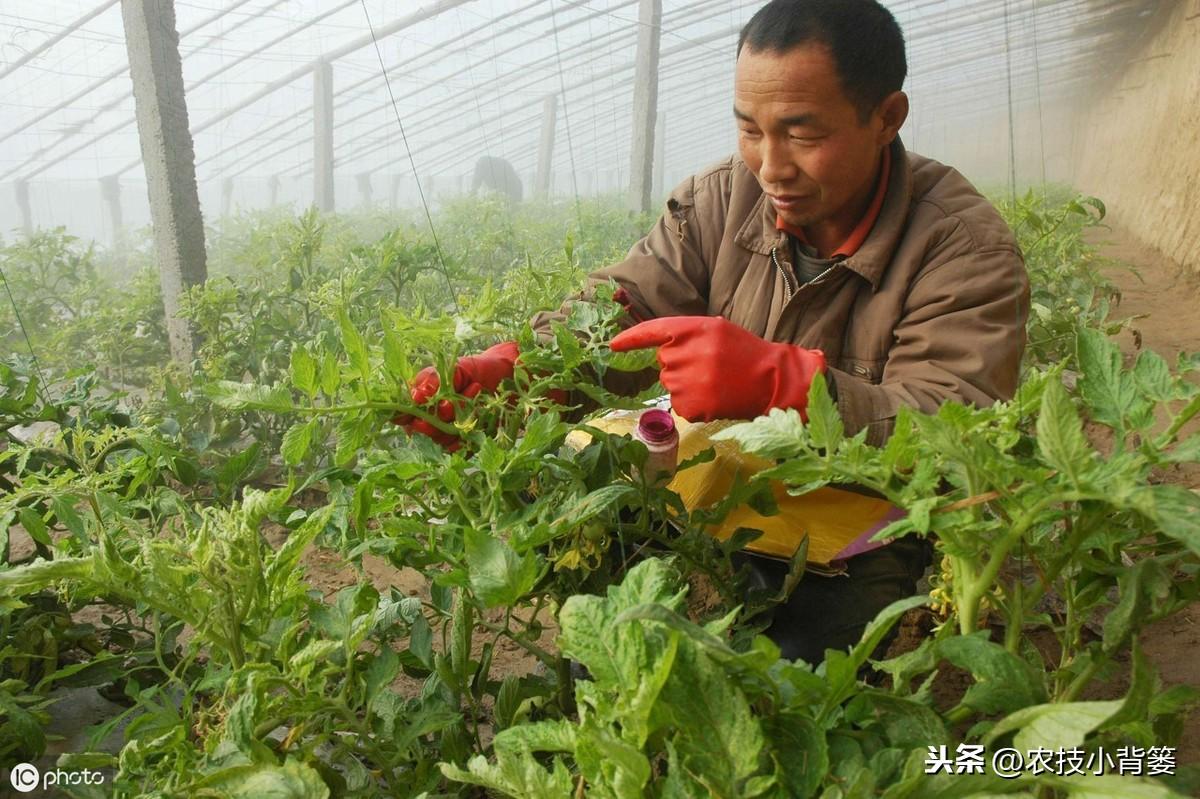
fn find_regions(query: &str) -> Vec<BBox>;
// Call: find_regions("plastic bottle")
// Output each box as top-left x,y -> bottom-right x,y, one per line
634,409 -> 679,487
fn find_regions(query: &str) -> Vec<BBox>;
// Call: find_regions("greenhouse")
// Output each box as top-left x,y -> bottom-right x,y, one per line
1,0 -> 1199,796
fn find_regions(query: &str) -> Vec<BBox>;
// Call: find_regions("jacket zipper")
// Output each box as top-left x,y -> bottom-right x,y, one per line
770,246 -> 794,302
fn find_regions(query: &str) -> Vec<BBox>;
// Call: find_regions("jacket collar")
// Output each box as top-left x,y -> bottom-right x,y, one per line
734,137 -> 913,291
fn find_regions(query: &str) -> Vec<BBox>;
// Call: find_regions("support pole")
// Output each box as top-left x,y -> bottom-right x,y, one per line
535,94 -> 557,199
268,174 -> 281,206
653,111 -> 666,201
390,174 -> 402,208
222,177 -> 235,217
356,172 -> 373,207
100,175 -> 124,245
314,59 -> 335,212
120,0 -> 207,365
628,0 -> 662,213
15,180 -> 32,236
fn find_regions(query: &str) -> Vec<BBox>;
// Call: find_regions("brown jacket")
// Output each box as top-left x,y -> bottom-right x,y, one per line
534,138 -> 1030,445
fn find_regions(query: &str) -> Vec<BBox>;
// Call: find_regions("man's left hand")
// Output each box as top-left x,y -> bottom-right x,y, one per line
609,316 -> 826,422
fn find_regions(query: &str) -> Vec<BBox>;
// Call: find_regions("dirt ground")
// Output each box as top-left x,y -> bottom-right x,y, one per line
1091,227 -> 1200,765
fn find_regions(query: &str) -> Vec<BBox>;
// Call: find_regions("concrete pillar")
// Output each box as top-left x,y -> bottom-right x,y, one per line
268,174 -> 281,206
356,172 -> 372,207
120,0 -> 207,365
653,112 -> 665,201
535,94 -> 557,198
313,59 -> 335,212
628,0 -> 662,213
100,175 -> 123,243
15,180 -> 32,236
222,177 -> 234,217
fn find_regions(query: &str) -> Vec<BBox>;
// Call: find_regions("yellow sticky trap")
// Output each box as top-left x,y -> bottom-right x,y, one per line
567,410 -> 904,566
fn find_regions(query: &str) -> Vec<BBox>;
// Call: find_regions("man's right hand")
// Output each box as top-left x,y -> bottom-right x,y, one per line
394,341 -> 519,448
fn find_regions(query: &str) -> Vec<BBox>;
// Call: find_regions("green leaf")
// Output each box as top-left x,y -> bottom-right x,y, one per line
17,507 -> 51,548
806,372 -> 843,451
290,346 -> 317,397
1133,349 -> 1175,402
192,759 -> 330,798
553,323 -> 586,370
657,640 -> 767,797
1162,434 -> 1200,465
49,494 -> 87,542
494,675 -> 521,730
609,348 -> 658,372
575,725 -> 652,798
937,632 -> 1047,714
224,685 -> 261,756
450,592 -> 473,687
0,557 -> 92,597
1076,328 -> 1139,431
464,527 -> 541,609
281,419 -> 318,467
1141,484 -> 1200,556
288,640 -> 341,677
319,352 -> 341,396
764,711 -> 827,799
1103,560 -> 1170,652
553,484 -> 636,530
339,308 -> 371,384
1036,378 -> 1092,485
207,380 -> 295,413
984,699 -> 1122,752
382,325 -> 412,382
714,407 -> 808,460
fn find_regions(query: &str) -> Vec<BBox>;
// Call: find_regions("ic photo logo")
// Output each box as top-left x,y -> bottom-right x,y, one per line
6,761 -> 106,793
8,762 -> 39,793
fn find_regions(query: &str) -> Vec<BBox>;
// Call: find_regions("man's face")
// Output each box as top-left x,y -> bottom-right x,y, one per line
734,43 -> 905,234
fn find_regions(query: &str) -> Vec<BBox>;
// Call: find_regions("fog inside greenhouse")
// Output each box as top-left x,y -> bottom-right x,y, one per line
0,0 -> 1158,247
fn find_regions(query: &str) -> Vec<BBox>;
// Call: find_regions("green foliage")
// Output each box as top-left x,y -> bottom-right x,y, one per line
0,191 -> 1195,797
996,191 -> 1131,373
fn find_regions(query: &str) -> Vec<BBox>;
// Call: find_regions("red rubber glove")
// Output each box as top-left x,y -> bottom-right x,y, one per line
609,316 -> 826,422
395,341 -> 519,447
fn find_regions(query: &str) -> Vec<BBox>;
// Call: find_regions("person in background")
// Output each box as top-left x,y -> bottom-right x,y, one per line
402,0 -> 1029,664
471,155 -> 523,203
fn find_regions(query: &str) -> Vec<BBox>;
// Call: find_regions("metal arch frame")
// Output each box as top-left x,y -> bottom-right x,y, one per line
0,0 -> 1166,199
199,0 -> 743,183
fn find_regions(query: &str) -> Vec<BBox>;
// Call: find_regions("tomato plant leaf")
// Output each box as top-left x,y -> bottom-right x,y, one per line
464,527 -> 541,609
806,372 -> 843,451
290,345 -> 317,398
715,407 -> 808,461
984,699 -> 1122,752
1077,328 -> 1140,432
281,419 -> 318,467
192,758 -> 331,798
938,632 -> 1047,714
338,308 -> 371,385
1035,378 -> 1092,485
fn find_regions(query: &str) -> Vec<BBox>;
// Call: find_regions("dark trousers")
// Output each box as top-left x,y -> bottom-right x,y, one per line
737,536 -> 934,665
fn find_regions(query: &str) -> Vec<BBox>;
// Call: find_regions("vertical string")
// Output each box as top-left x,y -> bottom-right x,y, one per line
1003,0 -> 1017,204
1030,0 -> 1047,191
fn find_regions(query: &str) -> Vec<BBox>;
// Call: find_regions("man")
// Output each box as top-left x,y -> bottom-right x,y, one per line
403,0 -> 1029,663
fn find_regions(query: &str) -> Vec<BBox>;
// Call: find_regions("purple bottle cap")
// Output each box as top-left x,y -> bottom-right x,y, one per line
637,409 -> 676,444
